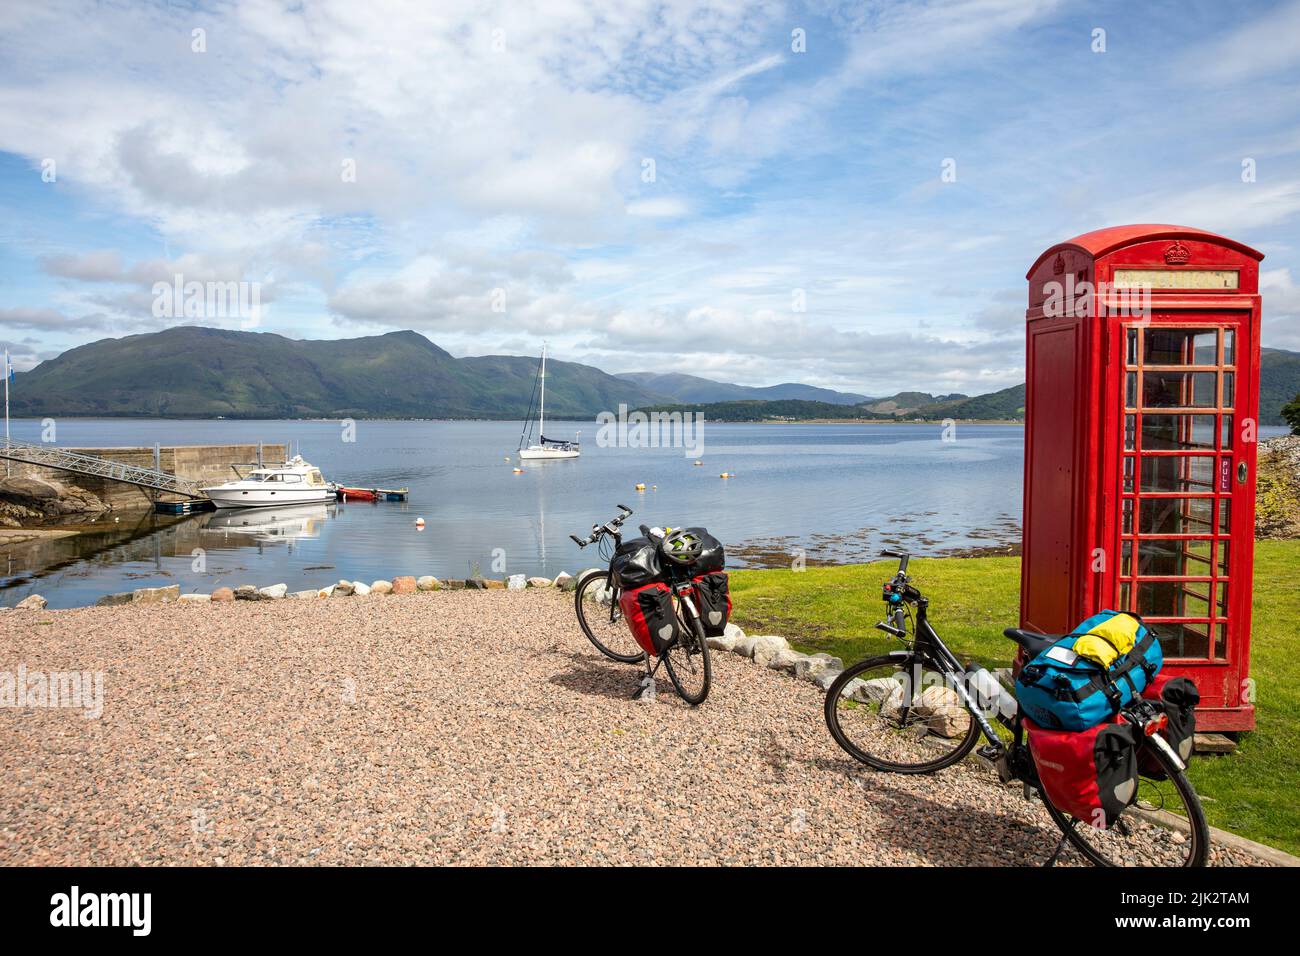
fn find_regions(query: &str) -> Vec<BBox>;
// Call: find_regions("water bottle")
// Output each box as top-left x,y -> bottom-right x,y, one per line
965,666 -> 1017,720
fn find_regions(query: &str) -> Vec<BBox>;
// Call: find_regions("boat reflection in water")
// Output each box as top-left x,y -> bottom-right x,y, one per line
202,503 -> 332,542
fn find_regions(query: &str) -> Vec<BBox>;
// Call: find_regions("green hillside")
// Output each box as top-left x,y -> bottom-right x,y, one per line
10,326 -> 666,419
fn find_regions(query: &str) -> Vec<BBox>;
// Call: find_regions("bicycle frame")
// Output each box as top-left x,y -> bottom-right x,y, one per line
886,595 -> 1014,758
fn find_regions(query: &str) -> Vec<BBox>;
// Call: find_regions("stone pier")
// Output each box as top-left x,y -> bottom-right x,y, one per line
4,443 -> 288,513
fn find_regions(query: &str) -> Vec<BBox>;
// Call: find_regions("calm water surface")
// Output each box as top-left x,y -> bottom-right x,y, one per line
2,419 -> 1031,608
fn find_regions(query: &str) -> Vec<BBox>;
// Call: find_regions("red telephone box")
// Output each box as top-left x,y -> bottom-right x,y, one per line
1021,224 -> 1263,731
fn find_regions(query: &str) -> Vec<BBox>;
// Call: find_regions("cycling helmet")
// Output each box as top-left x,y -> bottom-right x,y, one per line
659,528 -> 705,565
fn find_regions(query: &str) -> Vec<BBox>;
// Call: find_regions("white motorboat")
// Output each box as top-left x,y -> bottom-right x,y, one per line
201,455 -> 335,508
517,343 -> 580,460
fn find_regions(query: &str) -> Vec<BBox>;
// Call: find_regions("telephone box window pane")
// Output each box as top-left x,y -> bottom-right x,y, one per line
1142,371 -> 1216,408
1221,415 -> 1234,449
1121,540 -> 1132,576
1222,371 -> 1235,408
1135,539 -> 1212,576
1123,456 -> 1134,492
1215,624 -> 1227,659
1122,499 -> 1134,534
1218,540 -> 1230,576
1219,501 -> 1230,535
1144,329 -> 1217,366
1156,623 -> 1211,660
1140,497 -> 1213,534
1126,372 -> 1137,409
1119,581 -> 1131,611
1217,582 -> 1228,615
1223,330 -> 1235,366
1138,582 -> 1209,619
1124,415 -> 1136,451
1140,414 -> 1215,451
1127,328 -> 1138,365
1139,455 -> 1214,493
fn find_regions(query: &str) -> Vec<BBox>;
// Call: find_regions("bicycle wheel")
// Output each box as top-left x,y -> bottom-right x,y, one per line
824,655 -> 980,773
574,571 -> 645,664
663,610 -> 711,705
1039,736 -> 1209,867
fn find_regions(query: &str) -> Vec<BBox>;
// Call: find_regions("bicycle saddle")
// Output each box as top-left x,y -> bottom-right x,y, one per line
1002,627 -> 1058,657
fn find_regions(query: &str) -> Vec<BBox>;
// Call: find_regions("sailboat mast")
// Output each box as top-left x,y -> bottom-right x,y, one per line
539,342 -> 546,440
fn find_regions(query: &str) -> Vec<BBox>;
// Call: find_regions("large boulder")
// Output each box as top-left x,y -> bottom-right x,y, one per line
352,581 -> 372,597
526,576 -> 552,588
370,580 -> 393,595
15,594 -> 47,610
766,648 -> 805,673
258,583 -> 288,600
179,592 -> 212,603
392,576 -> 417,595
96,592 -> 133,607
416,576 -> 439,591
333,580 -> 355,597
552,572 -> 573,590
0,476 -> 106,521
749,635 -> 790,666
211,587 -> 235,603
507,574 -> 527,590
133,585 -> 180,604
705,632 -> 740,653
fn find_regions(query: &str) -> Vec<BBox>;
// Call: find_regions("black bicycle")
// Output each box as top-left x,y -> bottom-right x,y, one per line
570,506 -> 712,705
823,550 -> 1209,867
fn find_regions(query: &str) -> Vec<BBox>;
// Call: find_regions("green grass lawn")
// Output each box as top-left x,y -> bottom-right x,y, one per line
729,541 -> 1300,856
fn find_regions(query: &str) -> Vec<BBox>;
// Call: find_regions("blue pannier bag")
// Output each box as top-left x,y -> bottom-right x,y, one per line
1015,610 -> 1163,732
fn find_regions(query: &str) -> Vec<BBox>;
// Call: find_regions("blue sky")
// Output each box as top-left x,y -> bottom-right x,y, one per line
1,0 -> 1298,395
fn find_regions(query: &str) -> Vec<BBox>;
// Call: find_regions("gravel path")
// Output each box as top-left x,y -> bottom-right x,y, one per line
0,591 -> 1268,866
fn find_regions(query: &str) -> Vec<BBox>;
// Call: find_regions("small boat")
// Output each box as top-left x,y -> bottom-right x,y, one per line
335,486 -> 408,502
201,455 -> 334,509
517,342 -> 580,460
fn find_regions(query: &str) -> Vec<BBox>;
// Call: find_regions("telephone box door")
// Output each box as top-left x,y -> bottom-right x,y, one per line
1113,315 -> 1254,713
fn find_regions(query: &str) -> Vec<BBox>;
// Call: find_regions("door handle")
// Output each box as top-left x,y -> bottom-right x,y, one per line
1237,461 -> 1248,484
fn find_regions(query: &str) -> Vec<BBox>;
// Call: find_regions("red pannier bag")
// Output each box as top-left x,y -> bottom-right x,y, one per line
691,571 -> 731,637
1025,716 -> 1140,829
619,582 -> 680,656
1137,674 -> 1199,779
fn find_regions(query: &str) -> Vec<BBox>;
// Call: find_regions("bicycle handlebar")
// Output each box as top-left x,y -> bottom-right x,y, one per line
570,506 -> 634,548
881,549 -> 910,574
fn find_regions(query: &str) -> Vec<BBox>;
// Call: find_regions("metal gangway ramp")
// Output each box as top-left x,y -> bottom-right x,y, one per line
0,437 -> 206,499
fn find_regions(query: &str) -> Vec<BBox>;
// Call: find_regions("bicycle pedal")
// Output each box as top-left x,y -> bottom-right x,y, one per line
976,744 -> 1005,762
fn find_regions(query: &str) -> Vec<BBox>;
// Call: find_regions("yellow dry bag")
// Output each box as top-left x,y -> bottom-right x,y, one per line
1072,611 -> 1141,668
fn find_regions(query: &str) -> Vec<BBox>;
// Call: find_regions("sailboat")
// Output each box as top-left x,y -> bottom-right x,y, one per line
517,343 -> 580,460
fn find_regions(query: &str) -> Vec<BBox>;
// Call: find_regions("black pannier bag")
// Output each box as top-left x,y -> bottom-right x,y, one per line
610,537 -> 662,588
618,582 -> 681,656
691,571 -> 731,637
1138,675 -> 1200,779
681,527 -> 725,574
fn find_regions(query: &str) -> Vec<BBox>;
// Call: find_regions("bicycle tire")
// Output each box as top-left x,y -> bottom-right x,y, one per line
663,609 -> 711,705
824,655 -> 980,774
574,571 -> 645,664
1039,735 -> 1209,867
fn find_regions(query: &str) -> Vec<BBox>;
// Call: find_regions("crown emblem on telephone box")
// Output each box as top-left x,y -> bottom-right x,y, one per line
1164,240 -> 1191,265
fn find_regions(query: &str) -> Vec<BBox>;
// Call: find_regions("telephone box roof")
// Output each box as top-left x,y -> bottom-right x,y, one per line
1026,224 -> 1264,278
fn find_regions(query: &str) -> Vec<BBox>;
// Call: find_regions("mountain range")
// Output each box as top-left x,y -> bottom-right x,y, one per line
615,371 -> 870,405
9,327 -> 1300,425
